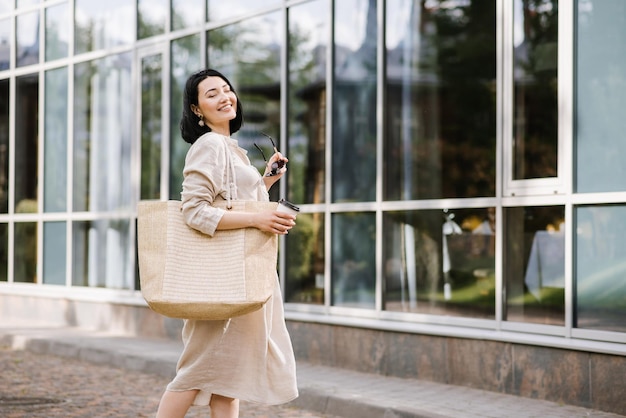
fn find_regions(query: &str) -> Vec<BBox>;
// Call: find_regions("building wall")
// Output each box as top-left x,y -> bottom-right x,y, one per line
0,1 -> 625,412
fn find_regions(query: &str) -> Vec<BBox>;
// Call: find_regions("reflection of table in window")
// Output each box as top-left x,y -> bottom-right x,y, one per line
524,231 -> 564,300
445,233 -> 496,296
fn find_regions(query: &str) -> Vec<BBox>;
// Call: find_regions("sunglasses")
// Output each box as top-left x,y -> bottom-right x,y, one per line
254,132 -> 286,177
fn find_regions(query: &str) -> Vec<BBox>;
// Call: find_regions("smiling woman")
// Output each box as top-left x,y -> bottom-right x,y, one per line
155,69 -> 298,418
191,78 -> 238,135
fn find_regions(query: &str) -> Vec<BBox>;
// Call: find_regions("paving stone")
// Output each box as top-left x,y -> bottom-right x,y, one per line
0,347 -> 339,418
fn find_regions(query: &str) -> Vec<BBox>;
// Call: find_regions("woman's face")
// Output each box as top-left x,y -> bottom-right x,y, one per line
193,76 -> 238,132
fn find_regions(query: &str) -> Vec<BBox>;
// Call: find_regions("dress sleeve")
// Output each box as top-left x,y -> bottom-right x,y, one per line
180,134 -> 228,236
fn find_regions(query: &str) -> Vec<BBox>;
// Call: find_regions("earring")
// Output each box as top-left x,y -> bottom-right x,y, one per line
197,114 -> 205,127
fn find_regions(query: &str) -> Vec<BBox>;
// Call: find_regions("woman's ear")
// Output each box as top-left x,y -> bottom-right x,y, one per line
190,105 -> 200,116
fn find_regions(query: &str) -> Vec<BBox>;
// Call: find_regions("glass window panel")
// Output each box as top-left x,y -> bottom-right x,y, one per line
15,74 -> 38,213
74,0 -> 135,54
332,0 -> 376,202
72,219 -> 132,289
384,0 -> 496,201
207,12 -> 282,199
43,221 -> 66,285
504,206 -> 564,325
14,222 -> 37,283
16,11 -> 39,67
140,53 -> 162,200
0,223 -> 6,281
0,79 -> 8,213
44,67 -> 67,212
287,0 -> 328,205
575,1 -> 626,193
170,34 -> 201,199
383,208 -> 495,318
138,0 -> 167,39
17,0 -> 39,8
0,18 -> 10,70
172,0 -> 204,31
332,212 -> 375,308
207,0 -> 280,21
285,212 -> 325,304
0,4 -> 12,14
576,205 -> 626,333
45,3 -> 69,61
512,0 -> 558,180
73,54 -> 132,212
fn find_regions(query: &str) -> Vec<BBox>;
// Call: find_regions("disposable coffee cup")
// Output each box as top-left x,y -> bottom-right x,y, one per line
277,199 -> 300,216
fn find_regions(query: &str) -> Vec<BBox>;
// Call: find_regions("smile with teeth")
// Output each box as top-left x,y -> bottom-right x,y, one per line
219,104 -> 232,111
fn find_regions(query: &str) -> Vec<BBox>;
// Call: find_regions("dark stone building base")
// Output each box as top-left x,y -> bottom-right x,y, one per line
287,321 -> 626,416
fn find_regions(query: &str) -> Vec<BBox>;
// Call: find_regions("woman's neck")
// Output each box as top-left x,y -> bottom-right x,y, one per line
207,122 -> 230,137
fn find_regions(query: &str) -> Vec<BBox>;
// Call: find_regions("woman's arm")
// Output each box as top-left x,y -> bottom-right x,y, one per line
182,136 -> 295,235
217,209 -> 296,235
180,135 -> 229,236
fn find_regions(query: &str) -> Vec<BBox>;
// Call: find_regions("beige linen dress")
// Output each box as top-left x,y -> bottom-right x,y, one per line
166,132 -> 298,406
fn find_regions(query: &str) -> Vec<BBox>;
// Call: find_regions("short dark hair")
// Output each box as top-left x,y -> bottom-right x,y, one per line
180,69 -> 244,144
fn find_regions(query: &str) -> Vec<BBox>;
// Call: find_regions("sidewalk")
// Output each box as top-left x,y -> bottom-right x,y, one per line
0,323 -> 623,418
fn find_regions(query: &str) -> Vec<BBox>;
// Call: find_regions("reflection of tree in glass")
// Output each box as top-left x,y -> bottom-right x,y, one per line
140,54 -> 162,200
384,1 -> 497,200
138,0 -> 167,40
170,35 -> 202,200
434,1 -> 497,197
288,9 -> 327,205
513,0 -> 558,179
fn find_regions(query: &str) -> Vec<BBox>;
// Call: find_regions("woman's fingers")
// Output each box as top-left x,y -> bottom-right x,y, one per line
271,212 -> 296,234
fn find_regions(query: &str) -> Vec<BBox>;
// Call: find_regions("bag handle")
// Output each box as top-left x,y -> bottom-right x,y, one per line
223,137 -> 237,210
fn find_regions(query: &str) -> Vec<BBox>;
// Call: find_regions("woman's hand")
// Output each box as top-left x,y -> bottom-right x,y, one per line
263,152 -> 288,190
254,210 -> 296,235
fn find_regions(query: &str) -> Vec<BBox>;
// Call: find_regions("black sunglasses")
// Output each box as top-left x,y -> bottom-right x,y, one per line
254,133 -> 286,177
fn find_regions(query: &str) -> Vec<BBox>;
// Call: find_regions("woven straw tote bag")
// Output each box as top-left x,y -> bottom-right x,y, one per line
136,139 -> 279,320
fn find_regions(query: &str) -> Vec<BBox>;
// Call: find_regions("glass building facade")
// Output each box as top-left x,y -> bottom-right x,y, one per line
1,0 -> 625,352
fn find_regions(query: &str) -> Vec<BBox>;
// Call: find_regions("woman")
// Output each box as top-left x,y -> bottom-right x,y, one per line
155,69 -> 298,418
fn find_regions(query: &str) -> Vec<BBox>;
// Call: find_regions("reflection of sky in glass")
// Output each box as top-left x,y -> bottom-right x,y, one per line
577,0 -> 593,26
75,0 -> 134,49
386,0 -> 412,49
17,0 -> 40,8
208,0 -> 280,21
172,0 -> 204,30
290,1 -> 328,52
138,0 -> 167,33
514,0 -> 524,47
208,11 -> 281,84
334,0 -> 368,51
238,13 -> 281,52
46,3 -> 69,60
17,11 -> 39,66
18,12 -> 38,46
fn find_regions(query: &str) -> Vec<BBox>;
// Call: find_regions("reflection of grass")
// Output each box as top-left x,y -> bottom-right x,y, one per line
289,287 -> 324,304
577,261 -> 626,308
448,277 -> 495,306
507,287 -> 564,307
386,275 -> 496,309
